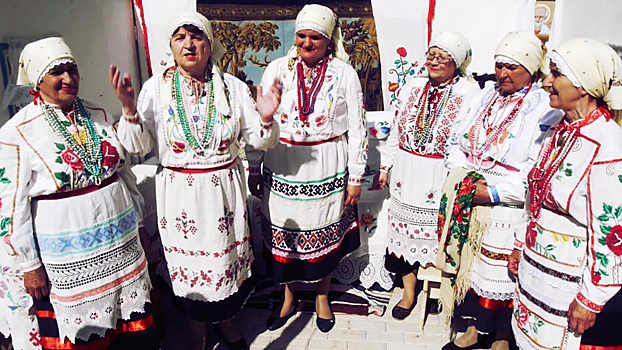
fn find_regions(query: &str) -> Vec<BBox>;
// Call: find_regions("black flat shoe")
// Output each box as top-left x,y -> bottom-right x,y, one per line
266,300 -> 298,331
316,303 -> 335,333
212,326 -> 249,350
441,334 -> 495,350
391,299 -> 416,320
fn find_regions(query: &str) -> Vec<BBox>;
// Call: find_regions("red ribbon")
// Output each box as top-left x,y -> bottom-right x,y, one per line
29,89 -> 42,105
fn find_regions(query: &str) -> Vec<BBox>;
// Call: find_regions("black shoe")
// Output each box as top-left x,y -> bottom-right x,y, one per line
441,334 -> 495,350
391,299 -> 416,320
266,300 -> 298,331
316,302 -> 335,333
212,326 -> 249,350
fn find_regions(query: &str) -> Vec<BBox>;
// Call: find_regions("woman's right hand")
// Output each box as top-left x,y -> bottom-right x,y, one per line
24,266 -> 49,300
248,174 -> 263,198
508,249 -> 521,275
109,64 -> 137,116
369,172 -> 388,191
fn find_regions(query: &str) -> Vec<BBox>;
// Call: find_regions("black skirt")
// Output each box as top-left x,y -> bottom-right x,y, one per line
265,217 -> 361,284
384,251 -> 420,275
33,297 -> 158,350
157,273 -> 256,323
580,289 -> 622,348
455,290 -> 513,333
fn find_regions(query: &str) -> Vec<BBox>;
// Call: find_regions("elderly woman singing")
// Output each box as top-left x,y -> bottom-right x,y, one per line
439,32 -> 562,350
0,37 -> 155,349
510,38 -> 622,350
111,11 -> 281,350
247,4 -> 368,333
373,32 -> 481,320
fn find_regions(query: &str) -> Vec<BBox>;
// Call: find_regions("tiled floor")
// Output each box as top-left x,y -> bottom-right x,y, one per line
161,287 -> 454,350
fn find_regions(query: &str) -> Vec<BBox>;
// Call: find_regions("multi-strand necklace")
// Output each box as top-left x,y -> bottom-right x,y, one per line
468,84 -> 532,169
172,68 -> 217,156
296,58 -> 328,126
43,98 -> 103,184
408,81 -> 453,153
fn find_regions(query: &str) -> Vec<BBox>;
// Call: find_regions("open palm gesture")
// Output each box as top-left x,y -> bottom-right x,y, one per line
109,64 -> 137,116
256,78 -> 282,122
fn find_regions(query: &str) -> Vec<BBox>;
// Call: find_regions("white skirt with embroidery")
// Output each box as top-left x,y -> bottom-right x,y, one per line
155,159 -> 254,302
386,150 -> 446,266
32,178 -> 151,342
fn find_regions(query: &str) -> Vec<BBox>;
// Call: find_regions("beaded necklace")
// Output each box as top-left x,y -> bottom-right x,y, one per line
468,84 -> 533,169
409,80 -> 454,153
172,69 -> 217,156
297,58 -> 328,126
527,106 -> 609,225
42,98 -> 103,184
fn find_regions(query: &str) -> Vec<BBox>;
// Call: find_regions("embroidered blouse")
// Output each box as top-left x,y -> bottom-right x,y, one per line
445,83 -> 563,206
380,76 -> 480,171
248,56 -> 369,185
117,67 -> 279,168
0,101 -> 144,272
517,108 -> 622,312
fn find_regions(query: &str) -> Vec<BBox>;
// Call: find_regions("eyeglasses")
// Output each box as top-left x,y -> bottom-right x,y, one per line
425,52 -> 452,64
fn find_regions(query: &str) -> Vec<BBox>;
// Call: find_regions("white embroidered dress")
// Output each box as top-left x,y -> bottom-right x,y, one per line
117,67 -> 279,302
250,56 -> 368,279
381,76 -> 480,266
445,83 -> 562,301
0,101 -> 150,342
513,109 -> 622,350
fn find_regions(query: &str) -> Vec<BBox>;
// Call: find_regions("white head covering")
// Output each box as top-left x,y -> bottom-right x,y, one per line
550,38 -> 622,113
428,31 -> 473,79
288,4 -> 349,62
17,37 -> 76,88
494,31 -> 548,76
165,12 -> 229,115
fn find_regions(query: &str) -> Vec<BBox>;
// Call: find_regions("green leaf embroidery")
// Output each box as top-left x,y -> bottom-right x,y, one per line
600,269 -> 609,276
536,226 -> 543,234
0,178 -> 10,184
595,252 -> 609,267
564,168 -> 573,177
598,236 -> 608,246
55,157 -> 63,164
545,244 -> 555,251
0,230 -> 7,237
603,203 -> 613,215
601,225 -> 612,235
615,206 -> 622,219
54,172 -> 70,183
102,129 -> 108,137
0,168 -> 5,178
55,143 -> 66,152
0,217 -> 10,230
598,214 -> 610,222
61,120 -> 72,127
572,238 -> 581,248
618,175 -> 622,183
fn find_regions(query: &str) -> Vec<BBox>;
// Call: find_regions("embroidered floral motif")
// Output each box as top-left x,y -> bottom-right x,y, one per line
175,210 -> 197,239
218,206 -> 234,235
514,302 -> 546,338
186,174 -> 195,187
101,140 -> 120,168
163,236 -> 250,258
211,174 -> 220,186
0,168 -> 11,238
169,255 -> 252,290
160,217 -> 167,229
387,47 -> 424,105
29,328 -> 41,347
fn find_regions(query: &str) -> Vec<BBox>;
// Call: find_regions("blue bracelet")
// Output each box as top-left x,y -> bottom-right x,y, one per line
489,185 -> 500,204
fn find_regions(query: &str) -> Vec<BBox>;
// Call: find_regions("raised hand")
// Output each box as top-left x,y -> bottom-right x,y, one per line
256,78 -> 282,122
109,64 -> 137,116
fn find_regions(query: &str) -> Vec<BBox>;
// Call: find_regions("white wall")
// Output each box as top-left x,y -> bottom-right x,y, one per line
0,0 -> 147,126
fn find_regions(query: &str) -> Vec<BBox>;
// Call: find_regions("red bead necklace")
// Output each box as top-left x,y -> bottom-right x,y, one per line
297,58 -> 329,127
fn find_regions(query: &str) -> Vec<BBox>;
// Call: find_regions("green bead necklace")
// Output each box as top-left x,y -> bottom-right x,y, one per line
172,69 -> 217,156
43,98 -> 103,184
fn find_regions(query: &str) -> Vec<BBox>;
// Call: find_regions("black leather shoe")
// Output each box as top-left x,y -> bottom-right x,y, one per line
266,300 -> 298,331
391,299 -> 416,320
316,303 -> 335,333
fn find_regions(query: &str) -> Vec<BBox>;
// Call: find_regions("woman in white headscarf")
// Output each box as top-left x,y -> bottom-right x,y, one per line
0,37 -> 155,349
509,38 -> 622,350
439,32 -> 562,350
371,32 -> 480,321
111,11 -> 281,350
246,4 -> 368,333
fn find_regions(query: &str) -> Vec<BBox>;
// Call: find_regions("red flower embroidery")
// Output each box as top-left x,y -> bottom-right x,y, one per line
172,141 -> 186,154
0,197 -> 2,210
397,47 -> 407,57
606,225 -> 622,256
369,127 -> 378,138
526,226 -> 537,249
517,303 -> 529,327
101,141 -> 119,168
388,83 -> 400,92
593,273 -> 602,284
61,149 -> 84,172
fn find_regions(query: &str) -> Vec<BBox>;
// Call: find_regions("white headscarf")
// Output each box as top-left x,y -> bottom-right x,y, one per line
166,11 -> 229,116
428,31 -> 473,80
494,31 -> 548,76
288,4 -> 349,62
550,38 -> 622,113
17,37 -> 76,88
